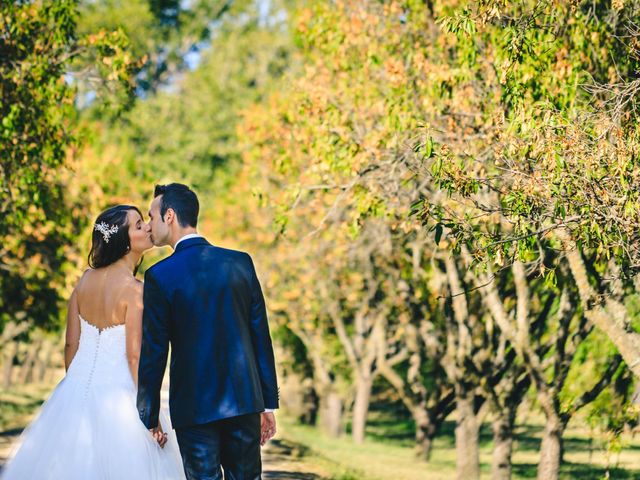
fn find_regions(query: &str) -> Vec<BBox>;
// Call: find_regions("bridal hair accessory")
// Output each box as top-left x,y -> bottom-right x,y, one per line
94,222 -> 119,243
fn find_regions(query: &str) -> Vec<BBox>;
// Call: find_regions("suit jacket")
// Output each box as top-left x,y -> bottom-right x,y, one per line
137,237 -> 279,429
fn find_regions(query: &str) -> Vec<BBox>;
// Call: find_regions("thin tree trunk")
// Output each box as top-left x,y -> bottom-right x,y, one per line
18,340 -> 41,384
491,409 -> 516,480
351,374 -> 373,443
35,339 -> 54,382
415,408 -> 437,461
560,232 -> 640,379
299,330 -> 344,437
2,340 -> 18,388
537,415 -> 564,480
319,388 -> 343,438
455,391 -> 480,480
301,381 -> 319,425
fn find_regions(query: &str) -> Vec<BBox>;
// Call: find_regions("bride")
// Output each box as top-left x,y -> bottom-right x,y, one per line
1,205 -> 185,480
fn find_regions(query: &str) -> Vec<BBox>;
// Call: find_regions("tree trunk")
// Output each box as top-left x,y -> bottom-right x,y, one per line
18,339 -> 41,384
35,339 -> 54,382
537,415 -> 564,480
561,234 -> 640,379
351,374 -> 373,443
301,381 -> 319,425
491,410 -> 515,480
18,342 -> 37,384
455,392 -> 480,480
415,408 -> 437,461
319,388 -> 343,438
2,340 -> 18,388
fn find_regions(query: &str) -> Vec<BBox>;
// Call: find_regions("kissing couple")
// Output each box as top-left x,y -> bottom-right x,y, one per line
2,183 -> 279,480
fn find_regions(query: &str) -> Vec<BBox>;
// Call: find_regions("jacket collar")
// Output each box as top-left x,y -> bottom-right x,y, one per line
173,236 -> 211,253
174,233 -> 203,249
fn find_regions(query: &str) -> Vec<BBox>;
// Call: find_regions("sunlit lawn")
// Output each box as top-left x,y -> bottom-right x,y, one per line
278,408 -> 640,480
0,380 -> 65,466
0,382 -> 60,432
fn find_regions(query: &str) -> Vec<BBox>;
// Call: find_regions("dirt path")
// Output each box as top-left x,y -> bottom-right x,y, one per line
262,438 -> 329,479
0,427 -> 20,468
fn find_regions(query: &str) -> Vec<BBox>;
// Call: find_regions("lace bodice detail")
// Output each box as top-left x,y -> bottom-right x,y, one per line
66,316 -> 132,389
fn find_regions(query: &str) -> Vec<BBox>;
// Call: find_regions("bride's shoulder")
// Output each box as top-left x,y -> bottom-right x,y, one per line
119,278 -> 144,312
78,268 -> 93,281
123,276 -> 144,294
74,268 -> 93,292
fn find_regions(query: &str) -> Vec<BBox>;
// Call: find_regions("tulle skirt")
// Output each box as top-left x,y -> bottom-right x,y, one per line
1,376 -> 185,480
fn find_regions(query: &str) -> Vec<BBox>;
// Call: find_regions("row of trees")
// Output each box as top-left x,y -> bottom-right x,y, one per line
236,1 -> 640,479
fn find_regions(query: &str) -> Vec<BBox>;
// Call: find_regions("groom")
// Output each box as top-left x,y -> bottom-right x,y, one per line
137,183 -> 279,480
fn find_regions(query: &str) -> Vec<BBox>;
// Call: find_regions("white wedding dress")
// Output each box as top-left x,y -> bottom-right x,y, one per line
1,316 -> 185,480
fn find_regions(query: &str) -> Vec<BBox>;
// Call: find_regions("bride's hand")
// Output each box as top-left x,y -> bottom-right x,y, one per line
149,425 -> 168,448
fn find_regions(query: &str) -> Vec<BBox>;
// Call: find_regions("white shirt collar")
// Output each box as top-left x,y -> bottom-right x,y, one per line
174,233 -> 203,249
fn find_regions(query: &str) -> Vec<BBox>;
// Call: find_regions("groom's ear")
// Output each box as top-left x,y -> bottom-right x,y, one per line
164,207 -> 176,225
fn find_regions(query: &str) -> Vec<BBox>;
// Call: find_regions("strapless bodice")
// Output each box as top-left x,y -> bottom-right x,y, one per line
66,316 -> 132,389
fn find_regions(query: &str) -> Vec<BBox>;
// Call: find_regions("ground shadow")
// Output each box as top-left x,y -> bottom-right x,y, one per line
513,461 -> 640,479
263,438 -> 312,459
263,471 -> 321,479
366,416 -> 496,450
262,438 -> 325,479
512,424 -> 640,455
364,407 -> 640,478
0,427 -> 24,438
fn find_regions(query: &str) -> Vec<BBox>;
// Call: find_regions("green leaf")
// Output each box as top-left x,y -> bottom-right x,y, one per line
424,136 -> 433,158
409,199 -> 423,216
435,223 -> 443,245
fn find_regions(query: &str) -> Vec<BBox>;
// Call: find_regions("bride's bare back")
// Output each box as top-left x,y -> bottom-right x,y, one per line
76,267 -> 140,330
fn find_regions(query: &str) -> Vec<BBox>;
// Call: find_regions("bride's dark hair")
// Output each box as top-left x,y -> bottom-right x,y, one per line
88,205 -> 143,270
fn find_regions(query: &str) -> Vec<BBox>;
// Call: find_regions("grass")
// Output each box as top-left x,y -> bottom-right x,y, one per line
0,380 -> 63,467
0,382 -> 57,432
276,409 -> 640,480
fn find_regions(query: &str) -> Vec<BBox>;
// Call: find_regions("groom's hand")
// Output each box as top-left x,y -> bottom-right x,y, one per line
260,412 -> 277,446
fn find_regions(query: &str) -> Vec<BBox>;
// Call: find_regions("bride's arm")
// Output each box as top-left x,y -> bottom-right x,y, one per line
125,281 -> 144,386
64,288 -> 81,371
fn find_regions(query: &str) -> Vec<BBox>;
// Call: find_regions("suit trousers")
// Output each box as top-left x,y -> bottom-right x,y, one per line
175,413 -> 261,480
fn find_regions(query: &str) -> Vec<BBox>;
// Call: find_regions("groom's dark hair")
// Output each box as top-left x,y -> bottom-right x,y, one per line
154,183 -> 199,228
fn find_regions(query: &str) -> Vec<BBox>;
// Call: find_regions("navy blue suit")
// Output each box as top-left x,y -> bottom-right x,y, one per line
137,237 -> 278,479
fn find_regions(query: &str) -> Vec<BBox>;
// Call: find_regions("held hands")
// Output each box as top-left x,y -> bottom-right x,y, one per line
260,412 -> 277,446
149,425 -> 168,448
150,414 -> 274,447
